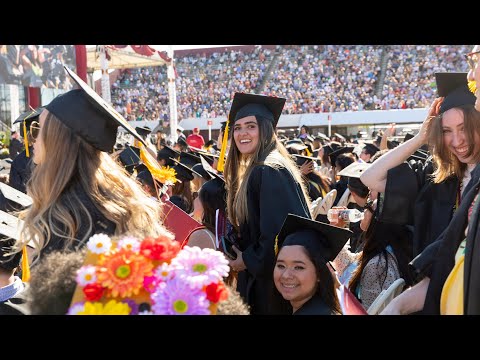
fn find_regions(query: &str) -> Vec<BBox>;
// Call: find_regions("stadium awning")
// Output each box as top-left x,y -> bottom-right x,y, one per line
86,45 -> 172,72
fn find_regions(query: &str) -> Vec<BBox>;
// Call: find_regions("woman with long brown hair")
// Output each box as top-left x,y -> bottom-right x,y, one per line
16,66 -> 170,263
223,93 -> 311,315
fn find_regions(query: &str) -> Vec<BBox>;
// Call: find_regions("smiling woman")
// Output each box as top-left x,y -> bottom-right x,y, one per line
223,92 -> 312,314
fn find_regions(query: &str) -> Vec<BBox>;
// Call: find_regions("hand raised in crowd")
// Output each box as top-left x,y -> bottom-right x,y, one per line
384,123 -> 396,138
416,97 -> 444,145
300,160 -> 314,176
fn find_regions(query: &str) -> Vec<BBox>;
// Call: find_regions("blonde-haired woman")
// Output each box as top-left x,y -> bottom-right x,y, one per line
17,66 -> 171,263
223,93 -> 311,315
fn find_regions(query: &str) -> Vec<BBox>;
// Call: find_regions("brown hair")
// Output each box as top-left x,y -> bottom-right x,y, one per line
19,112 -> 168,261
224,116 -> 310,228
428,106 -> 480,183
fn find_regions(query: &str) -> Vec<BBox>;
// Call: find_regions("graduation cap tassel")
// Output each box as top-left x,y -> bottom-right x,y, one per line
23,121 -> 29,158
468,80 -> 477,95
216,117 -> 230,172
139,143 -> 178,185
21,246 -> 30,282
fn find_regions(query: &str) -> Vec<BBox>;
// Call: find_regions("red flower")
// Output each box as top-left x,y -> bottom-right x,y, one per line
140,236 -> 180,262
205,282 -> 229,303
83,282 -> 105,302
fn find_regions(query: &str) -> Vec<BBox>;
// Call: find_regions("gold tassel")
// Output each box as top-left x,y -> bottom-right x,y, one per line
21,246 -> 30,282
304,147 -> 312,157
274,235 -> 279,256
23,121 -> 29,158
139,143 -> 178,185
216,117 -> 230,172
468,80 -> 477,95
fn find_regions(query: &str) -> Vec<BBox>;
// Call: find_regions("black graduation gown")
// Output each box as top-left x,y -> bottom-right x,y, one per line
382,159 -> 458,257
41,182 -> 116,255
8,147 -> 33,194
414,164 -> 480,314
8,138 -> 23,160
332,177 -> 349,206
237,164 -> 311,315
305,173 -> 324,201
463,184 -> 480,314
293,294 -> 336,315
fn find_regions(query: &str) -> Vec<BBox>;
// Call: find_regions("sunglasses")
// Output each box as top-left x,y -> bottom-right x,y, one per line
464,50 -> 480,71
30,121 -> 41,139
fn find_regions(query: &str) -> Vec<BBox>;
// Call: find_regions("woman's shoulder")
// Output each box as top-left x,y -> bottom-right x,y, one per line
187,228 -> 215,250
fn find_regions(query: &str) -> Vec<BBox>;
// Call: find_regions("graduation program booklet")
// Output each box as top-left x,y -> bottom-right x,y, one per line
336,284 -> 368,315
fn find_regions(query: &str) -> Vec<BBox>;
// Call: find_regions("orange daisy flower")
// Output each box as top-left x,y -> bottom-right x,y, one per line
97,248 -> 153,298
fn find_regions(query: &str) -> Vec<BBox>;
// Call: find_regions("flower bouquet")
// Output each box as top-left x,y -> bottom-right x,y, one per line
68,233 -> 230,315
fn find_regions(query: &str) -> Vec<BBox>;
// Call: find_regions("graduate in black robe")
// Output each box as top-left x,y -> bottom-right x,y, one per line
9,107 -> 42,194
223,93 -> 312,315
9,146 -> 33,194
274,214 -> 352,315
17,66 -> 166,262
408,164 -> 480,314
361,72 -> 478,259
377,73 -> 480,315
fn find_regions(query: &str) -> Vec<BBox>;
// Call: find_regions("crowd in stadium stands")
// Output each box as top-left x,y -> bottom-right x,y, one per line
109,45 -> 471,123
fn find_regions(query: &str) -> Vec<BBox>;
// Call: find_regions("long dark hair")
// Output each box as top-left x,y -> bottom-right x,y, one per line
274,241 -> 341,314
198,178 -> 227,234
349,217 -> 413,296
428,106 -> 480,183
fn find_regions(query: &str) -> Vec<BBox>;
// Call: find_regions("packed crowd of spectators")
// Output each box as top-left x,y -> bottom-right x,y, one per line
109,45 -> 471,123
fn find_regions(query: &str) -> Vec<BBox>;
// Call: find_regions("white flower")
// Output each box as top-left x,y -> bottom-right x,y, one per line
155,262 -> 174,281
76,265 -> 97,286
117,236 -> 141,252
87,233 -> 112,254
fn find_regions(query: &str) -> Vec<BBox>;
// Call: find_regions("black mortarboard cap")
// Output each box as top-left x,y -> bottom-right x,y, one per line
0,235 -> 22,271
192,163 -> 211,182
291,153 -> 320,166
435,72 -> 476,114
180,151 -> 201,168
171,157 -> 203,182
14,107 -> 44,128
228,92 -> 286,128
200,155 -> 225,182
45,66 -> 147,152
136,168 -> 155,188
403,132 -> 414,143
329,146 -> 355,166
337,162 -> 370,197
329,141 -> 341,151
337,162 -> 371,178
363,143 -> 380,155
276,214 -> 352,262
134,163 -> 148,175
157,145 -> 180,164
316,133 -> 331,142
118,146 -> 141,174
192,150 -> 217,166
177,136 -> 188,149
135,126 -> 152,138
220,121 -> 232,133
0,182 -> 33,211
0,210 -> 24,241
285,139 -> 307,153
387,140 -> 400,150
